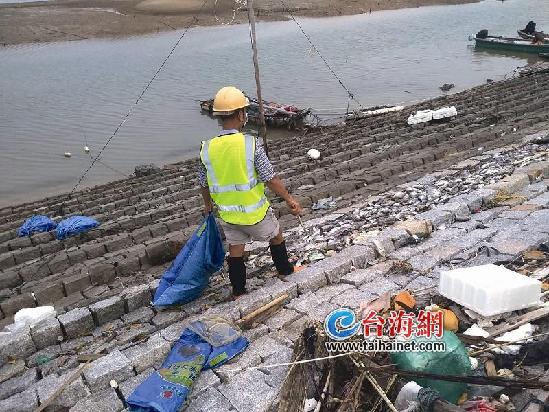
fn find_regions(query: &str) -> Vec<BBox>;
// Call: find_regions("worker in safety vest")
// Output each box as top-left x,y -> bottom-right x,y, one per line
198,86 -> 303,297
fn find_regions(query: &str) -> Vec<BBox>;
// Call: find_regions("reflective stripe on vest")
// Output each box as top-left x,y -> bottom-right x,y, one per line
200,132 -> 269,225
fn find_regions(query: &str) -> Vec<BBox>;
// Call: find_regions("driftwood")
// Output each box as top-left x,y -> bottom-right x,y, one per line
236,293 -> 289,329
487,307 -> 549,337
367,364 -> 549,390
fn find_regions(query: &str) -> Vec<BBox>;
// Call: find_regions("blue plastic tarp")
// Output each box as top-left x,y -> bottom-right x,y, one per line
55,216 -> 99,240
153,214 -> 224,307
127,328 -> 248,412
17,215 -> 57,237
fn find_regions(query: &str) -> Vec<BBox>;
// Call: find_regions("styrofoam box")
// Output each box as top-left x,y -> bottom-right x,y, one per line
439,264 -> 541,316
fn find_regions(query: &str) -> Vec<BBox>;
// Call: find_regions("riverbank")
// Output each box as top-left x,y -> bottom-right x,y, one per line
0,0 -> 479,45
0,68 -> 548,410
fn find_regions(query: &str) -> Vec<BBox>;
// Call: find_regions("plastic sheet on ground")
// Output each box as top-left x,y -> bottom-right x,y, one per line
17,215 -> 57,237
55,216 -> 99,240
153,214 -> 224,307
127,323 -> 248,412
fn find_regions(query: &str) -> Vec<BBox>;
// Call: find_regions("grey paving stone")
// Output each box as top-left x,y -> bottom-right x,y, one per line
83,349 -> 134,391
0,367 -> 38,400
439,202 -> 471,221
264,309 -> 301,331
122,307 -> 154,324
499,210 -> 535,220
31,317 -> 63,350
405,275 -> 437,290
58,307 -> 95,339
330,287 -> 377,309
336,245 -> 377,268
0,269 -> 22,290
159,320 -> 188,342
243,324 -> 269,342
522,210 -> 549,233
89,296 -> 125,325
379,227 -> 413,248
407,253 -> 440,273
188,369 -> 221,400
0,325 -> 36,363
265,279 -> 298,301
0,359 -> 26,384
186,387 -> 232,412
259,346 -> 293,389
122,284 -> 152,312
312,255 -> 354,284
69,389 -> 123,412
27,344 -> 62,368
0,388 -> 38,412
284,265 -> 327,294
360,277 -> 400,296
123,333 -> 171,373
119,367 -> 154,398
236,290 -> 272,318
527,191 -> 549,207
220,369 -> 278,412
314,283 -> 355,303
151,310 -> 185,328
416,208 -> 455,228
36,371 -> 90,410
341,261 -> 394,286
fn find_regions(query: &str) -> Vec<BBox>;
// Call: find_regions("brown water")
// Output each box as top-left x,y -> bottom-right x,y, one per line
1,0 -> 548,207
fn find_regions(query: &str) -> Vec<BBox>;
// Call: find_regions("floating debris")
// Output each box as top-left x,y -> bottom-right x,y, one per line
440,83 -> 455,92
64,152 -> 72,158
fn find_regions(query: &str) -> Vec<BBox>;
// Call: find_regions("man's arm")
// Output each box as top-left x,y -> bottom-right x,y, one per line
197,160 -> 213,214
266,176 -> 302,216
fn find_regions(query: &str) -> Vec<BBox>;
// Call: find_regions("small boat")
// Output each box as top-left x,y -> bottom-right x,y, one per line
473,35 -> 549,54
517,30 -> 549,42
200,96 -> 310,130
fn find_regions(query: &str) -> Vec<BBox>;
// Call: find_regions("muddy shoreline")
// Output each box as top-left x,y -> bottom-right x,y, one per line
0,0 -> 479,45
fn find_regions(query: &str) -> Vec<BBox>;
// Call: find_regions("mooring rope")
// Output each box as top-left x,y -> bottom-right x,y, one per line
68,0 -> 210,195
278,0 -> 363,108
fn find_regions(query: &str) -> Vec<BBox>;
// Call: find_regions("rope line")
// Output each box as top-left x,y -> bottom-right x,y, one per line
68,0 -> 209,195
279,0 -> 362,108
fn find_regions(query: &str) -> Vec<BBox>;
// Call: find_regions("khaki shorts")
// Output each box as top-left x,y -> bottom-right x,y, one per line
221,208 -> 280,245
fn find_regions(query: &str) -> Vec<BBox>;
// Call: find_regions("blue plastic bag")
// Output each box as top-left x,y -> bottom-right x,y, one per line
127,328 -> 248,412
153,214 -> 224,307
17,215 -> 57,237
55,216 -> 99,240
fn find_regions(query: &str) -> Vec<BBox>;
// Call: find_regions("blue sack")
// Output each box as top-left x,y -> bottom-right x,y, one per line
17,215 -> 57,237
55,216 -> 99,240
127,328 -> 248,412
153,214 -> 224,307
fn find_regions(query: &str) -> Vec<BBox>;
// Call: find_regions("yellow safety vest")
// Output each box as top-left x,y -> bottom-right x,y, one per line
200,132 -> 270,225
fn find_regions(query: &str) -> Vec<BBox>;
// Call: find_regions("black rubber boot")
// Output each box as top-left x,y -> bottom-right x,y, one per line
269,240 -> 294,276
228,256 -> 247,296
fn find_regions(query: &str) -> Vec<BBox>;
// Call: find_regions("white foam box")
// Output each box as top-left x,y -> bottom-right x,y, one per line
439,264 -> 541,316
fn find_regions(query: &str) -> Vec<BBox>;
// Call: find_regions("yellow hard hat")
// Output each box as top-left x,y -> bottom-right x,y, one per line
212,86 -> 249,115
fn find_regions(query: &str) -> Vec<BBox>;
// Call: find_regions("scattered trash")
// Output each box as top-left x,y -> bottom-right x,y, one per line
439,264 -> 542,316
312,196 -> 336,210
13,306 -> 56,328
407,106 -> 457,125
464,324 -> 490,338
17,215 -> 57,237
391,331 -> 471,403
64,152 -> 72,158
346,105 -> 405,120
440,83 -> 455,92
134,163 -> 161,177
56,216 -> 99,240
306,148 -> 321,160
303,398 -> 317,412
395,381 -> 422,410
153,214 -> 224,307
84,146 -> 90,153
493,323 -> 537,355
394,290 -> 416,311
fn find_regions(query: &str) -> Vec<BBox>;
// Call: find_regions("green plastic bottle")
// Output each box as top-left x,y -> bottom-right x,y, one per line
390,331 -> 471,404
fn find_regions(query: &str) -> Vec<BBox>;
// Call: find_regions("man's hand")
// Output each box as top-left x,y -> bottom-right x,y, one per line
286,196 -> 302,216
200,187 -> 214,216
203,202 -> 213,215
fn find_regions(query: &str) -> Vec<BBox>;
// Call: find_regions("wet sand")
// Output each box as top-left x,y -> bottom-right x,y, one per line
0,0 -> 479,45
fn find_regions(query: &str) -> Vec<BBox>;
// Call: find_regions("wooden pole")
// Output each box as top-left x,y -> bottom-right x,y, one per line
246,0 -> 269,156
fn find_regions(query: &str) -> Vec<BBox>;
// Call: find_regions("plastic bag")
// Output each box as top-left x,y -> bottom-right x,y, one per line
153,214 -> 224,307
55,216 -> 99,240
127,327 -> 248,412
187,316 -> 242,347
390,331 -> 470,404
17,215 -> 57,237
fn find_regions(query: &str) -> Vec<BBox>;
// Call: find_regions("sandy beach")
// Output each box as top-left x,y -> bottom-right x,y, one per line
0,0 -> 479,45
